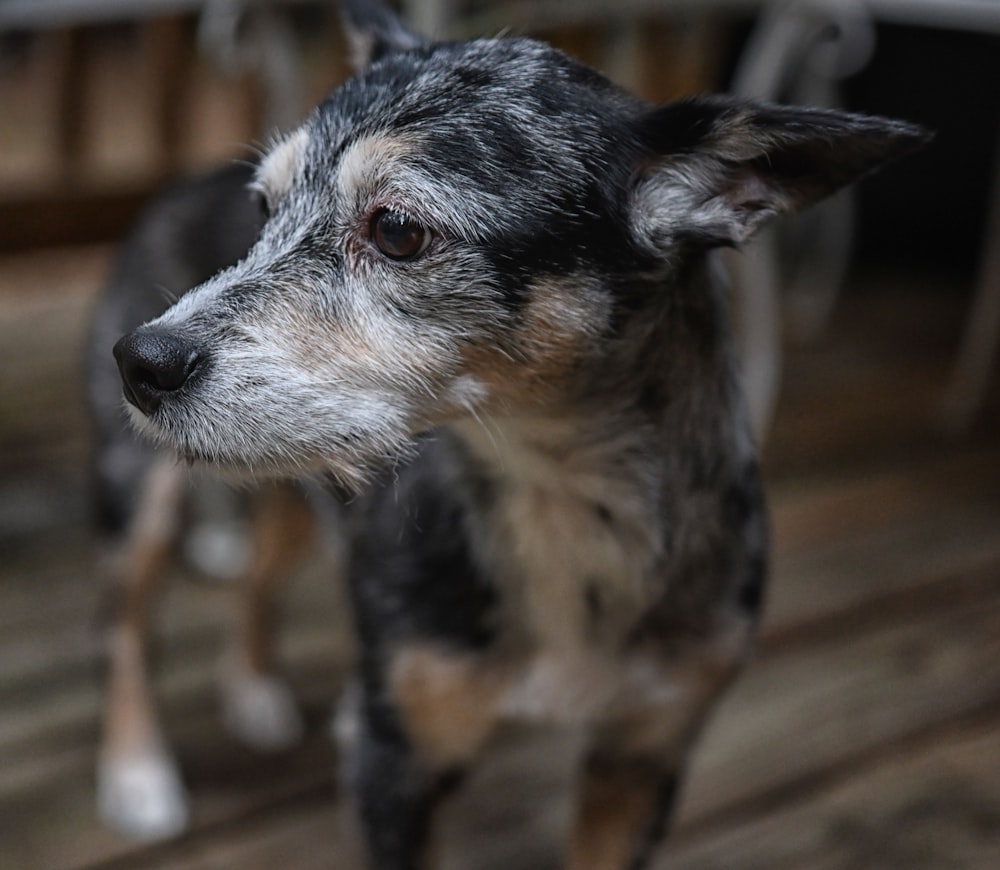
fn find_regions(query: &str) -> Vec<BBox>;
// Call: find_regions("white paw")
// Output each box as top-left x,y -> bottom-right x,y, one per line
183,519 -> 252,581
332,679 -> 361,749
97,749 -> 189,841
221,671 -> 304,752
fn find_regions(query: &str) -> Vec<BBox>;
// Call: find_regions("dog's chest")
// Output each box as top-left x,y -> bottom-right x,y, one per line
378,426 -> 752,764
464,433 -> 665,652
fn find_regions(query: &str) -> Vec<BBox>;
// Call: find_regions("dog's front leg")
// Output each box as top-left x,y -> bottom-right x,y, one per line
346,644 -> 585,870
569,754 -> 682,870
351,715 -> 442,870
569,620 -> 754,870
344,644 -> 506,870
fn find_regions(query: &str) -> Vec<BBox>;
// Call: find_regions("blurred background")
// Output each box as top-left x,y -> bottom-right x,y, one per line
1,1 -> 998,868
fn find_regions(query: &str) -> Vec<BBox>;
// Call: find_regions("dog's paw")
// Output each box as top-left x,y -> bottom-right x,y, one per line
97,749 -> 189,841
183,519 -> 251,581
221,669 -> 304,751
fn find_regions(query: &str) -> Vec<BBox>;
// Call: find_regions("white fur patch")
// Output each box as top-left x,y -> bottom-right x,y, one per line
334,132 -> 520,244
97,747 -> 189,840
253,126 -> 310,206
220,667 -> 304,751
336,134 -> 414,211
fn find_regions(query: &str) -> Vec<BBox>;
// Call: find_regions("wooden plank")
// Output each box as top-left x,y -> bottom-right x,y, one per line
768,439 -> 1000,560
123,803 -> 357,870
674,578 -> 1000,830
763,286 -> 973,481
0,247 -> 107,483
765,504 -> 1000,644
0,186 -> 158,252
51,28 -> 90,180
0,556 -> 348,754
143,17 -> 195,175
663,714 -> 1000,869
0,717 -> 339,870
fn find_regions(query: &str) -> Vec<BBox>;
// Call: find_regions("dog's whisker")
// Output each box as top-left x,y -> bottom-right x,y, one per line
154,284 -> 178,305
465,401 -> 507,471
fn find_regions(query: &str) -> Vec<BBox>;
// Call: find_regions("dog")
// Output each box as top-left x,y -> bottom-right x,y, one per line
109,1 -> 927,865
88,163 -> 329,839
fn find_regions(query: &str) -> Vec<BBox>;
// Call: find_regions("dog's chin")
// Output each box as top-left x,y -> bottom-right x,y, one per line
171,440 -> 375,492
125,402 -> 386,492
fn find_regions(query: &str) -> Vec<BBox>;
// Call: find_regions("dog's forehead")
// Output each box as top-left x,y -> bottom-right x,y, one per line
329,38 -> 628,129
253,37 -> 645,257
298,38 -> 640,186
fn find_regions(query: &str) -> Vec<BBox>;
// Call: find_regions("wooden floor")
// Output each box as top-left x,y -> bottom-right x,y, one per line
1,247 -> 999,869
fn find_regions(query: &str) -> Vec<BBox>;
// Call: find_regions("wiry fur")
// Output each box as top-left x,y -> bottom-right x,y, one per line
111,2 -> 927,866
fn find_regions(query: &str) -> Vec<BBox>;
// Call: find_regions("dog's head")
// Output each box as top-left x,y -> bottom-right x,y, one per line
114,0 -> 927,486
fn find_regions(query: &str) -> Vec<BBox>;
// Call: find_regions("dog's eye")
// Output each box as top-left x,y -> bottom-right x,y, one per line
371,209 -> 431,261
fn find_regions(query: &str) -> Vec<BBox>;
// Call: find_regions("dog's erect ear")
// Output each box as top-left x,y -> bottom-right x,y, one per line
630,96 -> 930,253
340,0 -> 427,70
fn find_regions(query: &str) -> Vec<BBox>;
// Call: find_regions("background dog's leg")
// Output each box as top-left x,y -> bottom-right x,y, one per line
98,456 -> 188,840
220,484 -> 313,750
568,756 -> 681,870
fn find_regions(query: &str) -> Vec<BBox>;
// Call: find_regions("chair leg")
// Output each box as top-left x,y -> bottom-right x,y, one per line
729,228 -> 782,446
941,132 -> 1000,432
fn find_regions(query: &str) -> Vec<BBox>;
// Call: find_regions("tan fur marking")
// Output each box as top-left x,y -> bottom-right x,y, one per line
336,134 -> 415,206
568,764 -> 664,870
608,616 -> 753,759
264,293 -> 449,428
463,276 -> 608,406
284,317 -> 394,373
496,485 -> 641,650
453,414 -> 666,654
389,646 -> 510,767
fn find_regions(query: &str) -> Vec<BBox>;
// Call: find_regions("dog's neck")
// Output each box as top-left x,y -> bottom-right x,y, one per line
451,410 -> 663,649
456,256 -> 752,491
448,258 -> 753,649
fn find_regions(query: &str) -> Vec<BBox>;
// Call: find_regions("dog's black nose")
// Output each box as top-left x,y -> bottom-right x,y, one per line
113,330 -> 201,415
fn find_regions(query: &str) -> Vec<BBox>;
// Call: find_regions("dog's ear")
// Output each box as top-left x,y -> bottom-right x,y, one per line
340,0 -> 427,71
630,96 -> 930,253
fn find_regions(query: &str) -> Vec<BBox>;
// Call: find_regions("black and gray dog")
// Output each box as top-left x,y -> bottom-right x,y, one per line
109,1 -> 926,866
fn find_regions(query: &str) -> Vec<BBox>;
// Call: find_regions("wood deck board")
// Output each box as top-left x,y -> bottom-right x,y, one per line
1,247 -> 998,868
664,713 -> 1000,870
766,496 -> 1000,640
677,576 -> 1000,826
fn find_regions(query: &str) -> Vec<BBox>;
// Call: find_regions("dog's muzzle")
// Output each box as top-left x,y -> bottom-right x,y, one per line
113,329 -> 201,415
